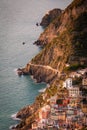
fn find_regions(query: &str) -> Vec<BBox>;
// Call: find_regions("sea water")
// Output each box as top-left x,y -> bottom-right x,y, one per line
0,0 -> 72,129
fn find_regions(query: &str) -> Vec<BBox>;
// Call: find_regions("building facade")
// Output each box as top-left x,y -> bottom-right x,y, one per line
63,78 -> 72,89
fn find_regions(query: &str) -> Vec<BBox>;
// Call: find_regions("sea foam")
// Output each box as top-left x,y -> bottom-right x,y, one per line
9,124 -> 17,130
38,88 -> 46,93
11,113 -> 21,121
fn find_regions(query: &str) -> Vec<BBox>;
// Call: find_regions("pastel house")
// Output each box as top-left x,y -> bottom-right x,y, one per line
68,87 -> 80,97
39,105 -> 50,120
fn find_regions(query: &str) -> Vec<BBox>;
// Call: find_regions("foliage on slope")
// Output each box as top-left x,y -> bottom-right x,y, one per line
31,0 -> 87,72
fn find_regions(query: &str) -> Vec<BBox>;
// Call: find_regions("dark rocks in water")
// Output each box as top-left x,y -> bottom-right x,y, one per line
22,42 -> 25,45
33,39 -> 47,46
17,68 -> 29,76
36,22 -> 39,26
40,8 -> 62,28
33,40 -> 41,45
17,68 -> 23,76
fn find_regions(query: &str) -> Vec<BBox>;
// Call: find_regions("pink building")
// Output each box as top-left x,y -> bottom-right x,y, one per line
39,105 -> 51,120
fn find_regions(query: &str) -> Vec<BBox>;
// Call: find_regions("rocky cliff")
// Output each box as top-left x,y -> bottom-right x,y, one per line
22,0 -> 87,82
35,0 -> 87,45
40,8 -> 62,28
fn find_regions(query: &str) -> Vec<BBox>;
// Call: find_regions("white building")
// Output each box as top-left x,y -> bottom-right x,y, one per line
68,87 -> 80,97
63,78 -> 72,89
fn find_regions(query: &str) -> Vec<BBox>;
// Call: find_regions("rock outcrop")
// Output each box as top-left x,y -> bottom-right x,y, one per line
40,8 -> 62,28
18,0 -> 87,84
19,63 -> 58,83
34,8 -> 62,46
34,0 -> 87,46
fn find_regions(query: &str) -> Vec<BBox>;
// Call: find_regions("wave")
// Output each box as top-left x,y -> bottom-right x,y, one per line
13,68 -> 24,77
11,113 -> 21,121
47,84 -> 50,88
9,124 -> 17,130
38,84 -> 50,93
13,68 -> 18,72
13,68 -> 18,75
10,113 -> 21,130
30,75 -> 37,83
38,88 -> 46,93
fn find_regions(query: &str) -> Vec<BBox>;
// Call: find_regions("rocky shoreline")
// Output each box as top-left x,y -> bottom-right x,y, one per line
17,63 -> 59,83
33,8 -> 62,46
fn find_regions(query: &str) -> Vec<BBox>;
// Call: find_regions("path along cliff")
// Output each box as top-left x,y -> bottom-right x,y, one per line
21,0 -> 87,84
21,63 -> 59,83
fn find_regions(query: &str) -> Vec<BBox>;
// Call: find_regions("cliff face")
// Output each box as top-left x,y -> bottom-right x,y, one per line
22,63 -> 58,83
31,0 -> 87,72
36,0 -> 87,45
20,0 -> 87,84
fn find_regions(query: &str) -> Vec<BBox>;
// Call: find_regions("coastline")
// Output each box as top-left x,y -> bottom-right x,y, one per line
9,124 -> 18,130
10,113 -> 21,130
11,113 -> 21,121
10,0 -> 87,129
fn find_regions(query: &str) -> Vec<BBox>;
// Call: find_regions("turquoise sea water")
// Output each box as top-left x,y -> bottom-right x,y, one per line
0,0 -> 72,129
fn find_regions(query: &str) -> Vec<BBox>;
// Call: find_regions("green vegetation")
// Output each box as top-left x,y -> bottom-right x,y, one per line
80,87 -> 87,96
73,77 -> 82,85
56,99 -> 63,105
32,4 -> 87,72
74,12 -> 87,31
72,12 -> 87,57
45,85 -> 57,97
64,63 -> 85,71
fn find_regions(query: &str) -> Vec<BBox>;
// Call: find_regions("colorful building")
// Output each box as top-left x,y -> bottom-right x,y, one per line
39,105 -> 50,120
68,87 -> 80,97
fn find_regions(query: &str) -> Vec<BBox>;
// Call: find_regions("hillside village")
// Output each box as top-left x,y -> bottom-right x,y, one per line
31,68 -> 87,130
